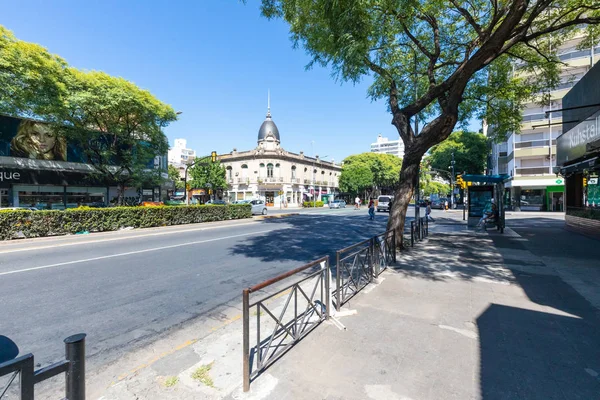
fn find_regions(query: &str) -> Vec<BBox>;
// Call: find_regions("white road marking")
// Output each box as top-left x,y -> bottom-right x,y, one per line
0,229 -> 274,277
0,221 -> 262,255
438,324 -> 478,339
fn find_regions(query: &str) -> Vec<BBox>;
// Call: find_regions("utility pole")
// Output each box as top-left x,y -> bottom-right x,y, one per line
450,152 -> 456,209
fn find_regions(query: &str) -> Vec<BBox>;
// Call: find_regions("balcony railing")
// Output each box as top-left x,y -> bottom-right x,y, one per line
238,178 -> 250,184
514,139 -> 557,149
515,166 -> 550,176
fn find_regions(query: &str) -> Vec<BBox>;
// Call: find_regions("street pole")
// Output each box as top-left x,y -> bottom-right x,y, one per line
450,152 -> 456,209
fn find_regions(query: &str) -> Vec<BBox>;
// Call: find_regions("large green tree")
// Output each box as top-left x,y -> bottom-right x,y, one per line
188,160 -> 227,197
0,26 -> 68,118
339,152 -> 402,197
427,131 -> 488,176
259,0 -> 600,246
57,69 -> 176,204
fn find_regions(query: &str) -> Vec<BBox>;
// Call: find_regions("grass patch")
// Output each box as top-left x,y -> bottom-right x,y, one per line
164,376 -> 179,387
191,362 -> 214,387
252,308 -> 264,317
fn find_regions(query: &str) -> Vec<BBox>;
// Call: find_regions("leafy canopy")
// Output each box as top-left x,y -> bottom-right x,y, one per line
339,152 -> 402,195
427,131 -> 488,175
189,161 -> 227,191
168,165 -> 185,189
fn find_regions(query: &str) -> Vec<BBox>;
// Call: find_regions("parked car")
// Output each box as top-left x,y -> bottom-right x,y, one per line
377,195 -> 393,212
0,207 -> 38,211
249,200 -> 267,215
329,200 -> 346,209
206,199 -> 226,205
431,200 -> 444,210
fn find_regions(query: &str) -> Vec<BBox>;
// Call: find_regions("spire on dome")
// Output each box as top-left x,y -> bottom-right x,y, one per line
266,89 -> 271,118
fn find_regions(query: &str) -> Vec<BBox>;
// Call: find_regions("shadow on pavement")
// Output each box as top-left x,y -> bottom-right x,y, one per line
231,213 -> 390,264
478,271 -> 600,399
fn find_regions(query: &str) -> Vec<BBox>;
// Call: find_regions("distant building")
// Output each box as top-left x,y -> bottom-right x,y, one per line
370,134 -> 404,158
168,139 -> 196,166
219,99 -> 341,207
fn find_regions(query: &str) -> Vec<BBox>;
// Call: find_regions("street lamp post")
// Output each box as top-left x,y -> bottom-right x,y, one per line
412,47 -> 420,221
184,151 -> 217,205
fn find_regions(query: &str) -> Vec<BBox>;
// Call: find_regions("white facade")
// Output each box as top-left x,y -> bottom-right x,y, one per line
168,138 -> 196,166
490,37 -> 600,211
370,134 -> 404,158
219,108 -> 341,207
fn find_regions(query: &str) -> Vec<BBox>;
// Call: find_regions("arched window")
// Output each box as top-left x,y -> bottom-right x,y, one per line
267,163 -> 274,178
241,164 -> 248,178
291,165 -> 297,179
259,163 -> 265,178
226,166 -> 233,180
275,163 -> 280,177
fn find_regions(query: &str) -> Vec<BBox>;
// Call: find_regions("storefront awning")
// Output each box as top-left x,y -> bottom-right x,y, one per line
461,174 -> 511,184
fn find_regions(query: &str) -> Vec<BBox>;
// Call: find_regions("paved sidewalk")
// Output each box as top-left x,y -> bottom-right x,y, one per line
230,217 -> 600,400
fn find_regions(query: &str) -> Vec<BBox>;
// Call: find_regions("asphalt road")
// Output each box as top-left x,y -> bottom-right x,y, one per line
0,207 -> 402,373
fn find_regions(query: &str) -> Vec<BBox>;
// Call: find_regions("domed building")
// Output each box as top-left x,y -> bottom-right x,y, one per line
219,102 -> 341,207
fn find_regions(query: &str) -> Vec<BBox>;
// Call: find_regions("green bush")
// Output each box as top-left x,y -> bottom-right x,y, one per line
0,204 -> 251,240
303,201 -> 324,208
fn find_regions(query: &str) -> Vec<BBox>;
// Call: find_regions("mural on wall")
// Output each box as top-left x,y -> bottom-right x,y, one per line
10,120 -> 67,161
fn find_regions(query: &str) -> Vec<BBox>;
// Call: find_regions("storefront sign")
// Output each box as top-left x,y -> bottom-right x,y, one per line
0,171 -> 20,183
142,189 -> 153,196
557,110 -> 600,165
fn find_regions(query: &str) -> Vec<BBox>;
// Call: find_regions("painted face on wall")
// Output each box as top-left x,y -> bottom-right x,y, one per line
29,124 -> 57,156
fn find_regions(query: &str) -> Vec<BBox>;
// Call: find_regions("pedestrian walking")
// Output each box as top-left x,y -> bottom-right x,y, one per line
368,198 -> 375,220
355,196 -> 360,210
426,201 -> 435,222
444,200 -> 448,211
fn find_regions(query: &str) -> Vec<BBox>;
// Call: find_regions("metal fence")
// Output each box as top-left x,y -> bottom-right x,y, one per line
242,256 -> 330,392
0,334 -> 86,400
411,217 -> 428,246
335,239 -> 373,311
372,230 -> 396,278
242,227 -> 428,391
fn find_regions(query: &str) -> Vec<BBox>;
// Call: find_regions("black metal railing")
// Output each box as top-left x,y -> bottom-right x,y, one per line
335,239 -> 373,311
0,334 -> 86,400
242,256 -> 330,392
371,230 -> 396,278
410,217 -> 428,247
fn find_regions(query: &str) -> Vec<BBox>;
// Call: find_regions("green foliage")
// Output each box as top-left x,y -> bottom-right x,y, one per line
303,201 -> 324,207
0,26 -> 69,117
189,160 -> 227,190
422,180 -> 451,197
427,131 -> 488,175
168,165 -> 185,189
56,69 -> 176,192
339,152 -> 402,195
191,362 -> 214,387
0,26 -> 176,201
0,205 -> 251,240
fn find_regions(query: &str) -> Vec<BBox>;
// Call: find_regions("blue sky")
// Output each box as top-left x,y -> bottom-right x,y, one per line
2,1 -> 479,162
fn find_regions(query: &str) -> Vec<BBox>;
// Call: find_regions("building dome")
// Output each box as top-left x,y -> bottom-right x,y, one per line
258,112 -> 280,142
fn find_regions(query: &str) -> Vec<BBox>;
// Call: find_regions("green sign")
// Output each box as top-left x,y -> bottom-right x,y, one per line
555,178 -> 563,184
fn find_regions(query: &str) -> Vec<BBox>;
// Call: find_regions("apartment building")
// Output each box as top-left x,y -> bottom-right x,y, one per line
370,134 -> 405,158
490,37 -> 600,211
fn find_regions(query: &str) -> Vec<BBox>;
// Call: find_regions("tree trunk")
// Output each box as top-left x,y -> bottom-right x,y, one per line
118,182 -> 125,206
387,151 -> 421,248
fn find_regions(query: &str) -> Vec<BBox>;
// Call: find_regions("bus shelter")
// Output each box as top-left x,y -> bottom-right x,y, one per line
462,174 -> 511,233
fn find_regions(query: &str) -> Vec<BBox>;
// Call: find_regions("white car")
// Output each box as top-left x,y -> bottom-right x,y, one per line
377,195 -> 393,212
329,200 -> 346,209
249,200 -> 268,215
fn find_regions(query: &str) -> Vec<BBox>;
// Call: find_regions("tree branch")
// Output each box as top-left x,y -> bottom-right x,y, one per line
449,0 -> 484,39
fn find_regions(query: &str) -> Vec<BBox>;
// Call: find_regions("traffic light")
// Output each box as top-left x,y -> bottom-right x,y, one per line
583,177 -> 588,187
456,175 -> 465,189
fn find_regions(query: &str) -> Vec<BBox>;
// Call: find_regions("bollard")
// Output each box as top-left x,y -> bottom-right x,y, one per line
336,252 -> 341,312
242,289 -> 250,392
410,221 -> 414,247
64,333 -> 86,400
392,230 -> 397,263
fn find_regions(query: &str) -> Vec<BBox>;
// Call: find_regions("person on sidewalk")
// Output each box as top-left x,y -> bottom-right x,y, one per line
444,200 -> 448,211
426,201 -> 435,222
477,203 -> 498,229
355,196 -> 360,210
368,198 -> 375,220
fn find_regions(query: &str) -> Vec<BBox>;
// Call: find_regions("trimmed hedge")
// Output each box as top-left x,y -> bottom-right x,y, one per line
0,204 -> 251,240
303,201 -> 325,208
